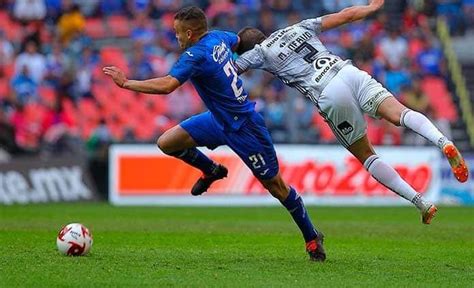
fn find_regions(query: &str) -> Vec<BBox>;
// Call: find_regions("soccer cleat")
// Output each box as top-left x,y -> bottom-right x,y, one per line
306,233 -> 326,262
443,142 -> 469,183
422,204 -> 438,225
191,164 -> 228,196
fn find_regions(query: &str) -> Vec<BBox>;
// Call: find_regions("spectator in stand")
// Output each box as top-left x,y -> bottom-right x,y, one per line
13,0 -> 46,23
44,42 -> 71,88
74,46 -> 98,99
262,82 -> 288,142
415,36 -> 446,77
100,0 -> 125,16
352,33 -> 375,64
383,63 -> 412,97
128,0 -> 152,17
403,5 -> 430,33
464,0 -> 474,26
0,108 -> 21,155
206,0 -> 236,19
11,65 -> 38,104
402,78 -> 430,115
368,11 -> 387,38
76,0 -> 100,17
379,27 -> 408,69
149,0 -> 182,19
14,40 -> 46,84
86,118 -> 113,159
257,9 -> 276,36
57,2 -> 85,45
10,103 -> 42,151
437,0 -> 466,35
294,97 -> 318,143
400,79 -> 434,145
41,101 -> 79,156
0,30 -> 14,78
129,42 -> 154,81
131,12 -> 156,52
44,0 -> 63,21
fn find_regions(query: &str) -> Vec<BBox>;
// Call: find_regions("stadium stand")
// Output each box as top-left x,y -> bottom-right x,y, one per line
0,0 -> 472,157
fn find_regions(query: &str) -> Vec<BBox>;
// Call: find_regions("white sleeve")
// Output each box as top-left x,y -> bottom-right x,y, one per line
298,17 -> 323,34
234,45 -> 265,74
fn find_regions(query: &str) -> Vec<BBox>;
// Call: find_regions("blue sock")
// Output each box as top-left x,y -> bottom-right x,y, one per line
281,187 -> 318,242
170,148 -> 217,175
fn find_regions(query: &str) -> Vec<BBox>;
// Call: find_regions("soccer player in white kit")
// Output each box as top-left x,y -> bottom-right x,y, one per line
234,0 -> 469,224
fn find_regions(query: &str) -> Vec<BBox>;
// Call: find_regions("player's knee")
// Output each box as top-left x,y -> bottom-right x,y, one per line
156,136 -> 173,155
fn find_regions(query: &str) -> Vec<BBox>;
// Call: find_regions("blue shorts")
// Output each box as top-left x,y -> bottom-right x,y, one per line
180,111 -> 279,180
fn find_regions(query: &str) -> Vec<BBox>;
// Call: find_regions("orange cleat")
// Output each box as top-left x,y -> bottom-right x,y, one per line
422,204 -> 438,224
306,233 -> 326,262
443,142 -> 469,183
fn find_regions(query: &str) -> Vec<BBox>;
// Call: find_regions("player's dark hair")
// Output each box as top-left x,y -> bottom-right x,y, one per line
236,27 -> 267,55
174,6 -> 208,33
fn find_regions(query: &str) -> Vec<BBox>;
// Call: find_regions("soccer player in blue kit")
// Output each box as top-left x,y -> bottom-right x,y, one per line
103,6 -> 326,261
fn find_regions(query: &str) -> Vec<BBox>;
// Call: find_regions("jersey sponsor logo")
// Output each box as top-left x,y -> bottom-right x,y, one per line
185,51 -> 194,57
337,121 -> 354,135
212,41 -> 229,64
266,27 -> 293,47
314,56 -> 340,83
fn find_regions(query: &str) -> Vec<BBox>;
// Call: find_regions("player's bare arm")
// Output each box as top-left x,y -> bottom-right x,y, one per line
103,66 -> 181,94
321,0 -> 384,31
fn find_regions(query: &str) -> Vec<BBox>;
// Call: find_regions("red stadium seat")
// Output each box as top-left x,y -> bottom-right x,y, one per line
100,47 -> 129,74
78,98 -> 100,122
107,15 -> 131,38
84,18 -> 107,39
312,114 -> 336,143
421,77 -> 458,121
0,78 -> 9,99
38,85 -> 57,104
3,63 -> 14,79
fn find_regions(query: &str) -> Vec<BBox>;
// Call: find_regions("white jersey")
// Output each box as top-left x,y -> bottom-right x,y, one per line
235,18 -> 350,103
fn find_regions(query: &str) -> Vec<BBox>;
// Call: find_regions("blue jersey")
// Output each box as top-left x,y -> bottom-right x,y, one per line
169,30 -> 255,131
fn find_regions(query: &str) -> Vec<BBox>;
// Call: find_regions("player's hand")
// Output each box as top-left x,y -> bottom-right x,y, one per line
103,66 -> 128,88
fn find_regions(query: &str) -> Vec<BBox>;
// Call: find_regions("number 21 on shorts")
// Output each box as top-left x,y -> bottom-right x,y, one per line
249,153 -> 266,169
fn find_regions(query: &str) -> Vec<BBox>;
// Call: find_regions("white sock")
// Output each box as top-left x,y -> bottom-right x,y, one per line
364,155 -> 430,211
400,109 -> 449,149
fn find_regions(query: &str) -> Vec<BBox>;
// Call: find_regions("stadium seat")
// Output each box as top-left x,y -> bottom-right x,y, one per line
100,47 -> 129,74
106,15 -> 131,38
421,77 -> 458,121
312,114 -> 336,143
0,78 -> 9,99
38,86 -> 57,105
78,98 -> 100,122
84,18 -> 107,39
3,63 -> 15,79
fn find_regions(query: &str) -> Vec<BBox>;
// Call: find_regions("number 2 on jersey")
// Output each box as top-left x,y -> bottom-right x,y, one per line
294,42 -> 319,64
223,61 -> 244,101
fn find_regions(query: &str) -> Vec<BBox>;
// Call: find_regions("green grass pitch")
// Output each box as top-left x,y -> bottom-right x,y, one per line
0,204 -> 473,287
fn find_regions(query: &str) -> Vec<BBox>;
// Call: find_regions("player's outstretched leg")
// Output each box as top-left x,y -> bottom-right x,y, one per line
260,175 -> 326,261
157,125 -> 228,195
348,135 -> 438,224
377,97 -> 469,183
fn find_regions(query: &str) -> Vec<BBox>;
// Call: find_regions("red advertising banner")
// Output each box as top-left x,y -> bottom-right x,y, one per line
109,145 -> 441,206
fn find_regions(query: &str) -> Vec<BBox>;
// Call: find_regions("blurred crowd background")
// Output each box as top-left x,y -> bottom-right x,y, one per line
0,0 -> 473,162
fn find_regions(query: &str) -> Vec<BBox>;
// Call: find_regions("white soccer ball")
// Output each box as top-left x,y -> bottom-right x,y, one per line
56,223 -> 93,256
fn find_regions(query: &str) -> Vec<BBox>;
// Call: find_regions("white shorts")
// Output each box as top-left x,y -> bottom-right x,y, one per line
317,65 -> 393,148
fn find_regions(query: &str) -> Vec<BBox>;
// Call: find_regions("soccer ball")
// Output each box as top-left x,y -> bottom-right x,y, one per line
56,223 -> 93,256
